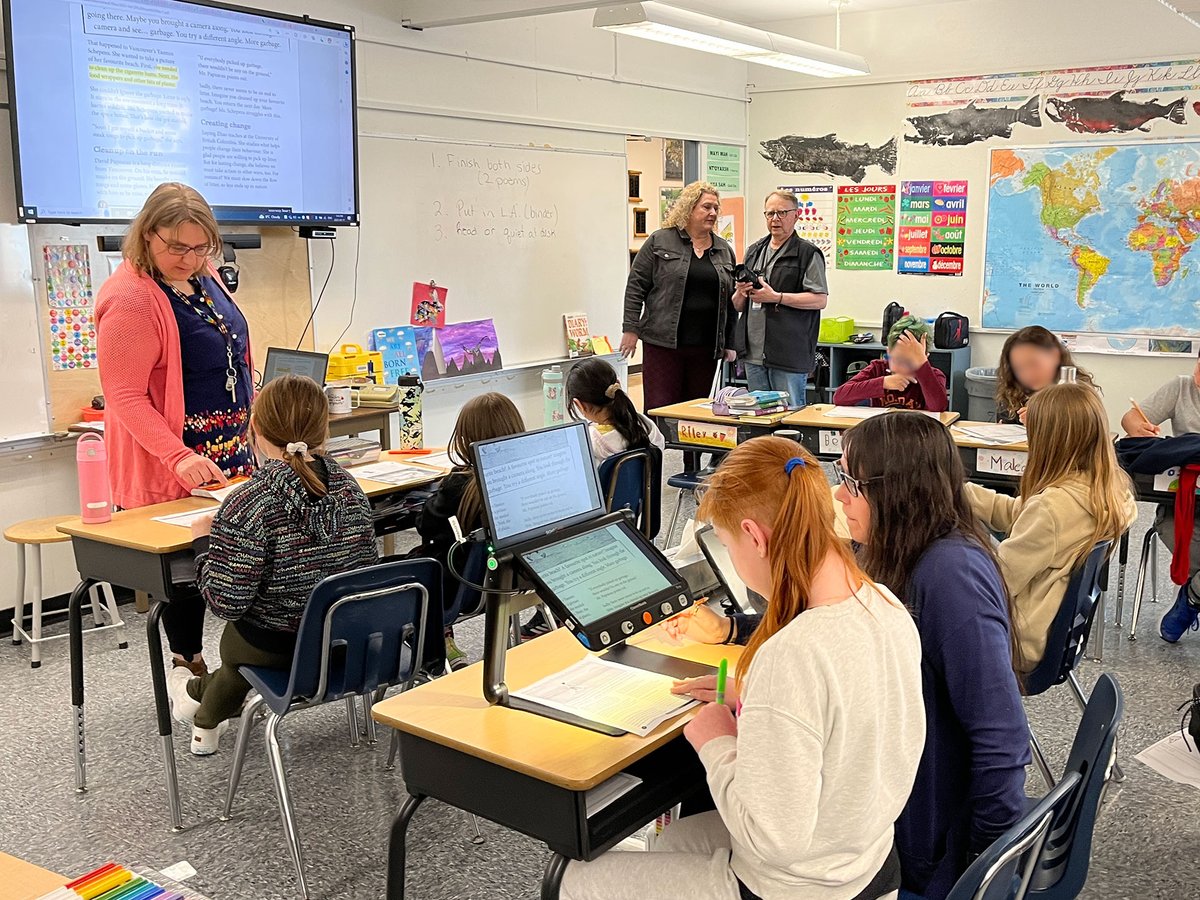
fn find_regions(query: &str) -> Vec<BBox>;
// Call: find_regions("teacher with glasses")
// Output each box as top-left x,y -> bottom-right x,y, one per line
732,190 -> 829,409
96,181 -> 254,678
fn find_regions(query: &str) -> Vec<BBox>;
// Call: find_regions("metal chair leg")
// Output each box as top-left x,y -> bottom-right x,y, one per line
468,814 -> 484,845
386,729 -> 400,771
1129,529 -> 1156,640
1114,531 -> 1129,626
265,713 -> 309,899
362,693 -> 378,744
1090,590 -> 1106,662
345,695 -> 360,747
1029,731 -> 1055,789
88,583 -> 105,628
666,490 -> 686,549
1149,534 -> 1159,602
222,694 -> 267,820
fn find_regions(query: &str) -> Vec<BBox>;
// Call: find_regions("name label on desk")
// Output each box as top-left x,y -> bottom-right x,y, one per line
819,430 -> 843,455
678,420 -> 738,450
976,448 -> 1027,476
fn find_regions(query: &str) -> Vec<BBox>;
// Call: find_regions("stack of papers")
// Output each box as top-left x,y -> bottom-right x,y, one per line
824,406 -> 890,419
350,461 -> 440,486
585,772 -> 644,817
952,424 -> 1027,445
512,656 -> 699,736
151,506 -> 219,529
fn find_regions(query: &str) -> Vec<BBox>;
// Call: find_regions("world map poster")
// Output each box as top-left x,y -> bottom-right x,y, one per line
983,142 -> 1200,334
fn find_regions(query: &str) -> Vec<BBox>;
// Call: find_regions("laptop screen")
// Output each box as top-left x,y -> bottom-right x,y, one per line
473,422 -> 603,549
262,348 -> 329,387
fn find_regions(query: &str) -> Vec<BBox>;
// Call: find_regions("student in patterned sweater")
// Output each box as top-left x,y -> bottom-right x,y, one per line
166,375 -> 378,755
833,315 -> 948,412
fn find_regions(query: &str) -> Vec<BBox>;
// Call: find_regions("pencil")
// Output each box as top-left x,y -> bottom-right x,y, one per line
1129,397 -> 1155,430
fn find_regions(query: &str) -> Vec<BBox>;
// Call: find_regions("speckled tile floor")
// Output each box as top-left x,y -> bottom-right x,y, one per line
2,460 -> 1198,899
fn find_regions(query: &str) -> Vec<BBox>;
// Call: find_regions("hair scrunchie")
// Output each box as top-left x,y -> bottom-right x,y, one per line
784,457 -> 806,475
286,442 -> 309,456
605,383 -> 620,399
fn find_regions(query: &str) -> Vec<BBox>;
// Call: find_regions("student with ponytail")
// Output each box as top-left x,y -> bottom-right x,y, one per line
566,357 -> 664,464
561,438 -> 925,900
166,374 -> 378,755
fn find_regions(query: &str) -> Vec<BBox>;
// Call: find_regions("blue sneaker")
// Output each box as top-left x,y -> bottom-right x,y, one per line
1160,585 -> 1200,642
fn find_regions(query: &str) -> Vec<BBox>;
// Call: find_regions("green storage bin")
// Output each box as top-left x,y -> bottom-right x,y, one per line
818,316 -> 856,344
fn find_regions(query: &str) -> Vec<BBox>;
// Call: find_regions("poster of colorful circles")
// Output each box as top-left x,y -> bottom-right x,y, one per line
48,307 -> 97,370
43,243 -> 94,309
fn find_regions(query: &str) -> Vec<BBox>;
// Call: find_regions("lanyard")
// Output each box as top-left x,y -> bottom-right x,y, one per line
164,278 -> 240,403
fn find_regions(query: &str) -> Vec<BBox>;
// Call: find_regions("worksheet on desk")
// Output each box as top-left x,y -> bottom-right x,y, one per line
824,406 -> 890,419
512,656 -> 698,737
350,462 -> 438,486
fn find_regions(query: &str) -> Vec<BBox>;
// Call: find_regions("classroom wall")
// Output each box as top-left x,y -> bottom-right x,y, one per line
626,137 -> 684,253
745,0 -> 1200,428
0,2 -> 749,607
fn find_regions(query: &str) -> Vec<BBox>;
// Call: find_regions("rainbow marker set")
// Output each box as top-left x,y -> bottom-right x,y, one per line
34,863 -> 204,900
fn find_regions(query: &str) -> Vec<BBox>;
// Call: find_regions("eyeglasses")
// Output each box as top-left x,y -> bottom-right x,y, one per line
763,209 -> 798,219
832,459 -> 879,498
154,231 -> 215,258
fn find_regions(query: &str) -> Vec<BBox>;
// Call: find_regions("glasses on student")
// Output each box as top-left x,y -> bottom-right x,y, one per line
832,459 -> 878,498
763,209 -> 797,219
154,232 -> 215,258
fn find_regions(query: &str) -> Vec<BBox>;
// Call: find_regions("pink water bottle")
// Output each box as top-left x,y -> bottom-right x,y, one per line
76,433 -> 112,524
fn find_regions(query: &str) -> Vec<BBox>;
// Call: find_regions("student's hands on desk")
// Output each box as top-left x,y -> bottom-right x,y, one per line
659,599 -> 730,645
190,513 -> 215,539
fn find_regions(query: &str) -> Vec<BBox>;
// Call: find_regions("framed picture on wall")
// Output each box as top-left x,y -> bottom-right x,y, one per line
663,139 -> 683,181
660,187 -> 682,221
628,170 -> 642,202
633,207 -> 648,237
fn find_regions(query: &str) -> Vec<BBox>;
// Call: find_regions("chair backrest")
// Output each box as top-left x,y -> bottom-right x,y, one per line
1024,540 -> 1111,696
1028,673 -> 1124,898
946,772 -> 1082,900
448,539 -> 490,621
598,446 -> 662,540
283,558 -> 439,704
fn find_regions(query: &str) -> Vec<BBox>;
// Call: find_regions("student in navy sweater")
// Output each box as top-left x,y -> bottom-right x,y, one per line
833,315 -> 948,412
665,411 -> 1029,900
839,412 -> 1030,899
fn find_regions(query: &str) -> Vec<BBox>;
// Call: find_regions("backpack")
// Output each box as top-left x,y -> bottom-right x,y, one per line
882,301 -> 905,340
934,311 -> 970,349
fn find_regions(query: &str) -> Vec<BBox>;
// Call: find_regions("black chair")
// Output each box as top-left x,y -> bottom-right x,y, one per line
1027,673 -> 1124,899
220,559 -> 435,898
944,772 -> 1081,900
598,446 -> 662,540
1023,541 -> 1120,786
946,672 -> 1123,900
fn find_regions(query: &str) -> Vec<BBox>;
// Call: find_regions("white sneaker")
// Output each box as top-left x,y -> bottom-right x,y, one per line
167,664 -> 201,726
190,720 -> 229,756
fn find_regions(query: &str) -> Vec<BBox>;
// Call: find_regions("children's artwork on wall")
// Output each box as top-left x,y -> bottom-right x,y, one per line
427,319 -> 503,380
759,133 -> 897,183
410,281 -> 448,328
905,98 -> 1041,146
663,139 -> 683,181
660,187 -> 683,222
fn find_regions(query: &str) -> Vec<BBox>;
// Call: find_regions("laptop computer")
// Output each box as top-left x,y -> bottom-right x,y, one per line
261,347 -> 329,387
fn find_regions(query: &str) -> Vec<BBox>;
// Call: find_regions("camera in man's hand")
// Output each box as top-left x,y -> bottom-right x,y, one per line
733,264 -> 763,290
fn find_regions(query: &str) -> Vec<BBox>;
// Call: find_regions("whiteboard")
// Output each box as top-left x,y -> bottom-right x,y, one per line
334,135 -> 628,363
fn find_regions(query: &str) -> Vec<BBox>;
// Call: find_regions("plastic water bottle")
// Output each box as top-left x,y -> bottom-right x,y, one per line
543,365 -> 565,426
76,433 -> 112,524
1059,366 -> 1078,384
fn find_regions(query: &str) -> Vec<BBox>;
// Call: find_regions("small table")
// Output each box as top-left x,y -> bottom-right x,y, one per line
329,406 -> 398,451
783,405 -> 960,459
373,629 -> 742,899
56,460 -> 445,830
648,399 -> 788,457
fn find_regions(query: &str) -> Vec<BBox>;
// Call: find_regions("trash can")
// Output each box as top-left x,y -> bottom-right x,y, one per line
965,367 -> 999,422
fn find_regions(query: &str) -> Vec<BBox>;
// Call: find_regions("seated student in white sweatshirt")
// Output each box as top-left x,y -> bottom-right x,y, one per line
565,356 -> 664,465
560,438 -> 926,900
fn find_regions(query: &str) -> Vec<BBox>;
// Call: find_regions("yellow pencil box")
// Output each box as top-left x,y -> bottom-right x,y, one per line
327,343 -> 384,385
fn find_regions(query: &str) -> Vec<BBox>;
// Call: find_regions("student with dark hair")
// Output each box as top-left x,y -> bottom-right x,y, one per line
995,325 -> 1098,423
166,375 -> 378,755
1121,347 -> 1200,642
566,357 -> 665,464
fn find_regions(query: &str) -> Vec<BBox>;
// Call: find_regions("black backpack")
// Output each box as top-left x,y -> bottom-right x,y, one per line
934,311 -> 970,349
882,301 -> 905,340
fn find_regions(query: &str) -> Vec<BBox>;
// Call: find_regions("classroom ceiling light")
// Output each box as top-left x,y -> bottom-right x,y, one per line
593,2 -> 870,78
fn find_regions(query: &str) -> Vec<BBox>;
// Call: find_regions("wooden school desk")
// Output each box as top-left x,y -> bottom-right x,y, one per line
648,398 -> 789,455
0,851 -> 67,900
373,628 -> 744,900
783,405 -> 960,459
56,460 -> 445,829
329,405 -> 398,451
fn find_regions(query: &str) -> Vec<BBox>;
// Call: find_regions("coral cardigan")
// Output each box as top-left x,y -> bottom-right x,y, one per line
95,261 -> 252,509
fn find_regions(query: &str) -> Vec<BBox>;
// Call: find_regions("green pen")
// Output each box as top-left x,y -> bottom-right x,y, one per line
715,658 -> 728,706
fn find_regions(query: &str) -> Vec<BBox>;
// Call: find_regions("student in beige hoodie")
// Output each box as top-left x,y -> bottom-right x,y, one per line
560,438 -> 926,900
965,383 -> 1137,673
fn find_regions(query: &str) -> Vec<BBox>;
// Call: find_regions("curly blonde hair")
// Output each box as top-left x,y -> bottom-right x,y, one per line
662,181 -> 721,230
123,182 -> 221,278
